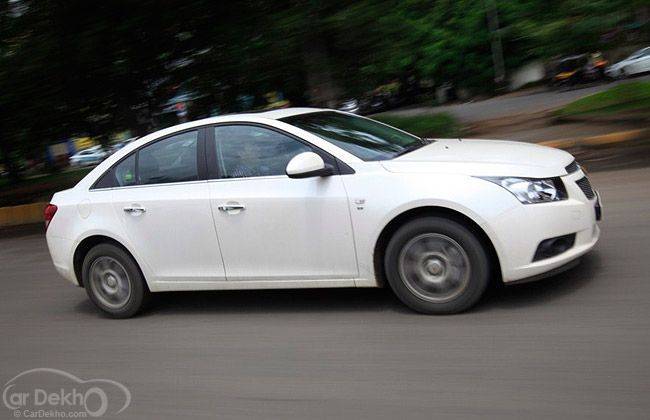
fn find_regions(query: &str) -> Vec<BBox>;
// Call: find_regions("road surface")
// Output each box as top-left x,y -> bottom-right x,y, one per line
1,167 -> 649,419
388,75 -> 650,123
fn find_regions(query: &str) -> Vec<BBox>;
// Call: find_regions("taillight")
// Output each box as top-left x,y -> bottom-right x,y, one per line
44,204 -> 58,230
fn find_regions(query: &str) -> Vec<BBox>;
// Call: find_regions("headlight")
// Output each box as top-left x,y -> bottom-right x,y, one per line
480,177 -> 567,204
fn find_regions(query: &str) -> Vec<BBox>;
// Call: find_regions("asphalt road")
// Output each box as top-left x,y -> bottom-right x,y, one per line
1,166 -> 649,419
388,75 -> 650,123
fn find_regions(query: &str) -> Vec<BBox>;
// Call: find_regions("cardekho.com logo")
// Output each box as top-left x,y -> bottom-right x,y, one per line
3,368 -> 131,418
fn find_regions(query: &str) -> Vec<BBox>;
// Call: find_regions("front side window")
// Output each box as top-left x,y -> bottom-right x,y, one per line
280,111 -> 424,161
138,131 -> 198,185
214,125 -> 311,179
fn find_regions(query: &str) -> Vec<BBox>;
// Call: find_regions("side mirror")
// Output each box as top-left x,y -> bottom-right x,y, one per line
286,152 -> 334,179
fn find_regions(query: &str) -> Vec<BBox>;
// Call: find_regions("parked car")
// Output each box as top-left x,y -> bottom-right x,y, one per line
45,109 -> 601,318
549,53 -> 608,89
606,47 -> 650,79
337,99 -> 361,114
108,137 -> 138,155
69,147 -> 108,167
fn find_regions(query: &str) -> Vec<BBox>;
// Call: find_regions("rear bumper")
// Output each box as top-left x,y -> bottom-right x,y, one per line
46,234 -> 79,286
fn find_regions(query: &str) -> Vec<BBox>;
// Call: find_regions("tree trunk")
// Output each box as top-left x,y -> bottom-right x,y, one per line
303,36 -> 341,107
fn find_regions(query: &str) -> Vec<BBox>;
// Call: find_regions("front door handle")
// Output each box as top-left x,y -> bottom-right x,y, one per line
217,203 -> 245,212
123,205 -> 146,215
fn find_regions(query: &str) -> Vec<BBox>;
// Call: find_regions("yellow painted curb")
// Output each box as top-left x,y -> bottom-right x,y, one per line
0,202 -> 48,228
539,128 -> 650,149
539,138 -> 578,148
583,129 -> 648,146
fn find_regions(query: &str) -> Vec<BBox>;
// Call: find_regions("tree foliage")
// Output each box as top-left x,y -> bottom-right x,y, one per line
0,0 -> 646,179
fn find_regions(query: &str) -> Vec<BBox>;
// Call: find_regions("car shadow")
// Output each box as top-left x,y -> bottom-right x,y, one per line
73,252 -> 602,318
146,287 -> 410,316
476,251 -> 602,312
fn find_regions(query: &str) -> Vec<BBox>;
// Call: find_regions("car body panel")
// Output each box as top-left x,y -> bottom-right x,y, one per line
207,174 -> 358,281
111,181 -> 227,284
386,139 -> 574,178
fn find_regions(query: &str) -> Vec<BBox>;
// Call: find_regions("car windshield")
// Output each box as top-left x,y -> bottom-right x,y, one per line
629,48 -> 649,59
281,111 -> 426,161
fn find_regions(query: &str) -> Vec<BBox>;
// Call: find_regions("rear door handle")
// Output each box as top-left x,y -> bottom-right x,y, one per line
217,203 -> 245,212
123,205 -> 146,215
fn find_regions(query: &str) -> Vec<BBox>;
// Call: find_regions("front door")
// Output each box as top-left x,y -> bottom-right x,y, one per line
206,124 -> 358,281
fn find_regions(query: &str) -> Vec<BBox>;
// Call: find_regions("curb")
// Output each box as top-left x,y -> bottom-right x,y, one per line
0,202 -> 48,228
538,128 -> 650,149
0,222 -> 44,238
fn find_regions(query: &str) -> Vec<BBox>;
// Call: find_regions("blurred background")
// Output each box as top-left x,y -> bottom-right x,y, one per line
0,0 -> 649,208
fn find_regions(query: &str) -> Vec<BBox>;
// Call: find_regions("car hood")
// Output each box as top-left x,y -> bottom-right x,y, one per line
382,138 -> 574,178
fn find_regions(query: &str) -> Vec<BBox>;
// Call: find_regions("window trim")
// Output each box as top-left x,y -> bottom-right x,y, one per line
90,127 -> 206,190
205,122 -> 354,181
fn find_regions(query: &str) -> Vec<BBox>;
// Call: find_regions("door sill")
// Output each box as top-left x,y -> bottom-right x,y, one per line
149,278 -> 358,292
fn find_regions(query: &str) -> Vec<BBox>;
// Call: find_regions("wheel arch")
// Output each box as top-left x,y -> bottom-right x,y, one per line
73,234 -> 146,289
372,206 -> 502,287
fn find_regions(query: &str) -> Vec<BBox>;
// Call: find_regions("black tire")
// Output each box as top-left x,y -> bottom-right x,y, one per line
82,243 -> 149,318
384,217 -> 490,314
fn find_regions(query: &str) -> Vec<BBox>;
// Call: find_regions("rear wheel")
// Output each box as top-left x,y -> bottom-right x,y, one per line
384,217 -> 490,314
82,243 -> 149,318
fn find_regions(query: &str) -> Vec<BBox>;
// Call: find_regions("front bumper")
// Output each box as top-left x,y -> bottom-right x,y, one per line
492,170 -> 601,283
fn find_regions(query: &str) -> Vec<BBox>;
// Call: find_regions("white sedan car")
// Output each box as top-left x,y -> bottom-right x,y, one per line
606,47 -> 650,78
45,109 -> 601,318
69,147 -> 108,167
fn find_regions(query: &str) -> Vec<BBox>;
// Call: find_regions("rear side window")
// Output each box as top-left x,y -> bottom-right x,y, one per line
93,154 -> 136,189
138,131 -> 198,185
91,130 -> 199,189
114,154 -> 137,186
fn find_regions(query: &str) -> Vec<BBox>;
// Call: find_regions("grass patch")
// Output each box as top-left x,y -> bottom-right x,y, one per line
0,167 -> 92,207
372,113 -> 460,138
557,81 -> 650,117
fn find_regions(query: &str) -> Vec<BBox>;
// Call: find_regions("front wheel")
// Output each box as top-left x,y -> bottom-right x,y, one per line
384,217 -> 490,314
82,243 -> 149,318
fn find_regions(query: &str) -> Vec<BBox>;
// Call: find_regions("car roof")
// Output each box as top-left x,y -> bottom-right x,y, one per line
187,107 -> 327,125
110,107 -> 327,147
251,107 -> 326,119
208,107 -> 327,124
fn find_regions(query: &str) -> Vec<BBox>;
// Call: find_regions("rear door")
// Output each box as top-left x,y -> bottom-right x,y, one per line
109,129 -> 226,284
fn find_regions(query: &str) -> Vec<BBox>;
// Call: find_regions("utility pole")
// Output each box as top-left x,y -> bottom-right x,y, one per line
485,0 -> 506,88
